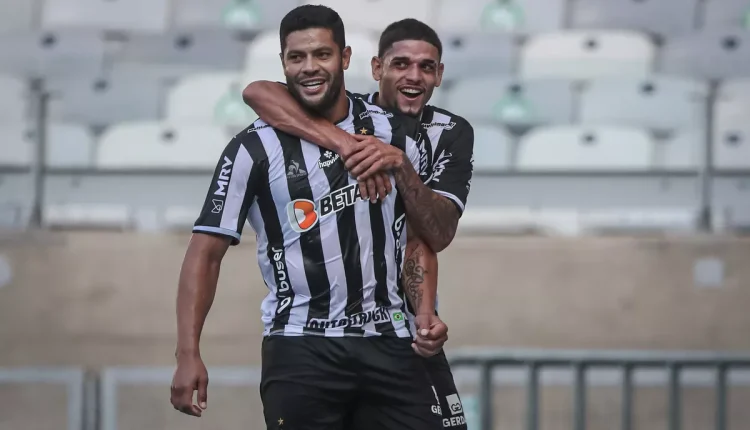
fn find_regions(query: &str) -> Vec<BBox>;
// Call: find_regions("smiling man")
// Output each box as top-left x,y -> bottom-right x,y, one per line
242,17 -> 474,430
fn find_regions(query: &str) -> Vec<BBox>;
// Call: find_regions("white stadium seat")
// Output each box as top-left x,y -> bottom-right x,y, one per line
42,0 -> 169,32
517,126 -> 653,170
661,30 -> 750,80
0,75 -> 27,123
471,125 -> 513,171
308,0 -> 432,33
440,33 -> 518,79
435,0 -> 565,34
0,125 -> 32,166
96,122 -> 229,169
658,130 -> 703,170
166,73 -> 258,127
0,0 -> 37,31
521,30 -> 656,79
579,76 -> 709,132
0,30 -> 105,79
45,123 -> 95,168
172,0 -> 301,31
43,204 -> 131,230
703,0 -> 750,30
713,81 -> 750,169
570,0 -> 698,36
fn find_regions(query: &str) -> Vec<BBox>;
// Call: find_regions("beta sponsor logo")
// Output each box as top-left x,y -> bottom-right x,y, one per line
271,246 -> 292,315
214,156 -> 233,196
287,183 -> 363,233
307,307 -> 393,329
422,121 -> 456,130
359,109 -> 393,120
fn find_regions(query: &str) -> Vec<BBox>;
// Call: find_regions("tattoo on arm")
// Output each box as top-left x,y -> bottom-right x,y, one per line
394,153 -> 459,252
402,246 -> 426,312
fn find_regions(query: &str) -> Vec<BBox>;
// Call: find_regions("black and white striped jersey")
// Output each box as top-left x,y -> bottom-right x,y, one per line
352,91 -> 475,216
193,95 -> 423,339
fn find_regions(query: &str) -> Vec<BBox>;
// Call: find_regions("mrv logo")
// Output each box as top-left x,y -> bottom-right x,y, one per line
307,308 -> 396,329
287,183 -> 363,233
214,156 -> 233,196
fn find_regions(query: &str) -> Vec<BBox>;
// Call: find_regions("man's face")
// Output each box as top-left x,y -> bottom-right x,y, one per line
372,40 -> 444,117
281,28 -> 350,113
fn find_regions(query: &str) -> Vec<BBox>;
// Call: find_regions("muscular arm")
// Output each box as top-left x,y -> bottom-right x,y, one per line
401,223 -> 438,316
394,156 -> 460,253
175,233 -> 231,359
242,80 -> 353,154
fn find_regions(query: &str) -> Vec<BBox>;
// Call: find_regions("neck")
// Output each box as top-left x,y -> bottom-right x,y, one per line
320,85 -> 349,123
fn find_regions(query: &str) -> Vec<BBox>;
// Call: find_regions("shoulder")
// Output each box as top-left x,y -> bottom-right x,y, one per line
229,119 -> 280,163
421,105 -> 473,136
346,90 -> 373,103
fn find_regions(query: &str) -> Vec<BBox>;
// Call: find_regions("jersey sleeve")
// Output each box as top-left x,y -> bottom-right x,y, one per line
427,120 -> 475,215
193,137 -> 263,245
403,135 -> 422,173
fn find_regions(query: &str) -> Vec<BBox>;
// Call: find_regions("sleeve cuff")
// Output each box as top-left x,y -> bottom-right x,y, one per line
432,190 -> 465,214
193,226 -> 241,245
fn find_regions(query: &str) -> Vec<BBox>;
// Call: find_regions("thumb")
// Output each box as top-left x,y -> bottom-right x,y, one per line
197,376 -> 208,409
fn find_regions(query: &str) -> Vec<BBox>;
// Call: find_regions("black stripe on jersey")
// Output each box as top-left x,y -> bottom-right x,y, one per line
279,133 -> 332,331
418,108 -> 436,182
240,131 -> 294,333
352,102 -> 393,335
317,145 -> 365,335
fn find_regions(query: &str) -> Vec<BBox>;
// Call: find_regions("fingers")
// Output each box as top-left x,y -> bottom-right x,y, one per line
365,178 -> 378,203
373,174 -> 389,202
351,154 -> 383,179
171,384 -> 202,417
197,375 -> 208,410
344,145 -> 374,171
358,181 -> 369,201
412,341 -> 439,358
383,173 -> 393,196
414,336 -> 444,354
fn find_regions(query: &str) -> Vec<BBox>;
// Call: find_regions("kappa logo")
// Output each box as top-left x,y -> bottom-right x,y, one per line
211,199 -> 224,214
286,160 -> 307,179
213,156 -> 233,196
422,121 -> 457,130
287,183 -> 363,233
318,150 -> 340,169
359,109 -> 393,120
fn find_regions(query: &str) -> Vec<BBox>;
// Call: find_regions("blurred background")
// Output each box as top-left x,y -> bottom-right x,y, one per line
1,0 -> 749,429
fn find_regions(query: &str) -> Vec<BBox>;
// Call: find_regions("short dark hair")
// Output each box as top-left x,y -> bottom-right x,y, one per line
279,5 -> 346,53
377,18 -> 443,59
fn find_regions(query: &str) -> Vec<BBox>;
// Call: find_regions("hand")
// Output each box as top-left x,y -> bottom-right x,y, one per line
358,172 -> 392,203
170,354 -> 209,417
412,313 -> 448,357
345,134 -> 406,180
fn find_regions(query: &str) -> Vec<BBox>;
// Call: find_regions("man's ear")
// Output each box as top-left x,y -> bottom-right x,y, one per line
371,56 -> 383,81
435,62 -> 445,88
342,46 -> 352,71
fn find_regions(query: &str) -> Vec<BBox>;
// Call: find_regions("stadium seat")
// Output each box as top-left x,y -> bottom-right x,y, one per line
445,77 -> 574,128
42,0 -> 169,32
516,126 -> 653,170
703,0 -> 750,30
166,73 -> 258,127
435,0 -> 565,34
661,30 -> 750,79
520,30 -> 656,79
471,125 -> 513,171
579,76 -> 710,133
714,80 -> 750,169
172,0 -> 301,31
96,122 -> 230,169
657,130 -> 703,169
308,0 -> 432,33
0,30 -> 105,79
0,75 -> 27,123
114,30 -> 246,79
440,33 -> 517,80
570,0 -> 698,37
43,203 -> 132,230
45,123 -> 95,168
244,30 -> 377,81
0,0 -> 37,31
0,125 -> 32,166
47,74 -> 164,126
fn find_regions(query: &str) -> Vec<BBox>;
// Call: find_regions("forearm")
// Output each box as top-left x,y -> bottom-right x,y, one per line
175,253 -> 222,358
393,155 -> 459,252
402,233 -> 438,316
242,80 -> 350,153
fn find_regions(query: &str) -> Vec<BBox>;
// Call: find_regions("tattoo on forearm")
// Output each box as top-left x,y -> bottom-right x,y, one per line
395,154 -> 459,251
403,247 -> 426,312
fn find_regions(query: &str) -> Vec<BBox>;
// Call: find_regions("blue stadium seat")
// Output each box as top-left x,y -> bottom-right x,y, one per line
435,0 -> 566,34
445,77 -> 574,128
439,33 -> 517,80
308,0 -> 432,33
521,30 -> 656,79
0,30 -> 105,79
516,126 -> 654,170
471,125 -> 513,171
48,74 -> 164,126
661,30 -> 750,79
42,0 -> 169,32
570,0 -> 698,36
113,30 -> 247,79
579,76 -> 710,133
703,0 -> 750,31
172,0 -> 301,31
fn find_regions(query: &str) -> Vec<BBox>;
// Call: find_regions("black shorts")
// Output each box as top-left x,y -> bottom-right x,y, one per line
260,335 -> 443,430
347,349 -> 468,430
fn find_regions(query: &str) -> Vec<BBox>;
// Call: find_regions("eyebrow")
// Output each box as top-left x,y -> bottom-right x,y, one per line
390,56 -> 438,65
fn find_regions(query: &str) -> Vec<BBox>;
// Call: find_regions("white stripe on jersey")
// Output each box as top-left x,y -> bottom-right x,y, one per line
256,125 -> 310,336
426,111 -> 452,160
247,204 -> 278,333
220,145 -> 253,232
